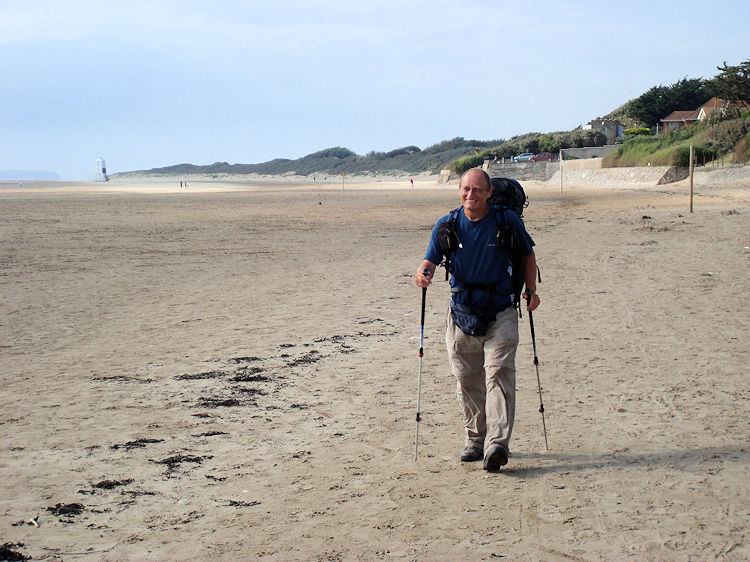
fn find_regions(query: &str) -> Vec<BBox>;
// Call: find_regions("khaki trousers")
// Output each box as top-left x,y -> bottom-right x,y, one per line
445,306 -> 518,451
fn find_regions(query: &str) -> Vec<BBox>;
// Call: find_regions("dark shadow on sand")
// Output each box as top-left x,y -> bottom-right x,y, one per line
492,444 -> 748,478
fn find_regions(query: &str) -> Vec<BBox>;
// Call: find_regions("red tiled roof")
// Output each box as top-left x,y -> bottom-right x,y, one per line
700,97 -> 750,111
661,109 -> 700,123
662,98 -> 750,124
700,97 -> 724,111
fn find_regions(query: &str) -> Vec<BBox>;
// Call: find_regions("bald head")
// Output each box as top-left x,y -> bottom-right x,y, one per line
460,168 -> 491,190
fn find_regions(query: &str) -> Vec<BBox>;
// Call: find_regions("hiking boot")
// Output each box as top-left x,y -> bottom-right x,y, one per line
483,444 -> 509,471
460,446 -> 483,462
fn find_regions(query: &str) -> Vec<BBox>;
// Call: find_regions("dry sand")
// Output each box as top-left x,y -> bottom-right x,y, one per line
1,171 -> 749,560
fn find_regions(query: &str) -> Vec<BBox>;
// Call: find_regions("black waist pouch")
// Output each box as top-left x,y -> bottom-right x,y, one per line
450,302 -> 492,337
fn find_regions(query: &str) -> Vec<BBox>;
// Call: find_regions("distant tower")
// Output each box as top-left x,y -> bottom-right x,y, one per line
94,156 -> 109,182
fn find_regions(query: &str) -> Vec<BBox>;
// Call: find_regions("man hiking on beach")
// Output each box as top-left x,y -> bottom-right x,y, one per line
414,168 -> 540,471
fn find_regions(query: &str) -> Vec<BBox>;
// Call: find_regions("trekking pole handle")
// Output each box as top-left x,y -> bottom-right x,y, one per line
525,289 -> 538,361
420,269 -> 429,325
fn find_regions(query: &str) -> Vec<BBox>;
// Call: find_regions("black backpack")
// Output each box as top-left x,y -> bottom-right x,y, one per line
488,178 -> 539,311
488,177 -> 528,217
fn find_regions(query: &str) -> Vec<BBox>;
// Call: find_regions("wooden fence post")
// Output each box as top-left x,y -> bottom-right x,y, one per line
689,145 -> 695,213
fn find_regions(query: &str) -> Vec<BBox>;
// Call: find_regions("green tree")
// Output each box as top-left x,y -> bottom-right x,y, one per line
627,85 -> 670,127
627,78 -> 712,127
537,134 -> 556,153
623,127 -> 651,138
710,60 -> 750,104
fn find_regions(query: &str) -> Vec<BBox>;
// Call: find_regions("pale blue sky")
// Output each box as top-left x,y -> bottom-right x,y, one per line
1,0 -> 747,179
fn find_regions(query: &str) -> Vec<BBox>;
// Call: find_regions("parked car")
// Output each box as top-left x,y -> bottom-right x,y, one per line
512,152 -> 535,162
530,152 -> 557,161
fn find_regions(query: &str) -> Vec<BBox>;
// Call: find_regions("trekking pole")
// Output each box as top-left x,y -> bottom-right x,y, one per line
415,270 -> 428,461
525,289 -> 549,450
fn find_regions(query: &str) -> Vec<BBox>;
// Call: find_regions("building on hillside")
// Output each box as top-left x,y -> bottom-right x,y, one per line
583,119 -> 625,144
696,97 -> 750,119
659,109 -> 701,133
697,97 -> 725,120
660,97 -> 750,133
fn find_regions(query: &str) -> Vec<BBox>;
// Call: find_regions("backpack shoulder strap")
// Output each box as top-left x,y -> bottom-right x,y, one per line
438,207 -> 462,280
442,206 -> 462,250
493,206 -> 526,314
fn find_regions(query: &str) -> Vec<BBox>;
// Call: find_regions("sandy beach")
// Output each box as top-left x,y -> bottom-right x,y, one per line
1,170 -> 749,560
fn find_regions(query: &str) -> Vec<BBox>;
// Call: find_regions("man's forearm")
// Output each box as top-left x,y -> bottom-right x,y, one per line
523,252 -> 537,292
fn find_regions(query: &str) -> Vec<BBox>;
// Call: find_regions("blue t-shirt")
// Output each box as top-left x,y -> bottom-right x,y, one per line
425,206 -> 534,315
